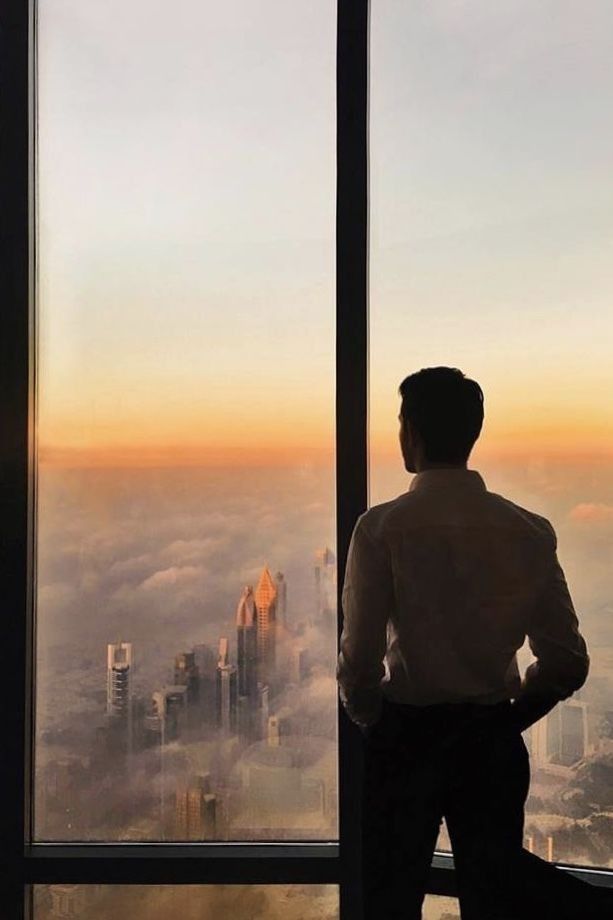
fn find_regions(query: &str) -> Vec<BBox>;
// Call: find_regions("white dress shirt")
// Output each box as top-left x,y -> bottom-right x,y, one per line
337,468 -> 589,727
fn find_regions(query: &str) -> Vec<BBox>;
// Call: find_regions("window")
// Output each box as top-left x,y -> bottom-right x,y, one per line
35,0 -> 337,845
370,0 -> 613,870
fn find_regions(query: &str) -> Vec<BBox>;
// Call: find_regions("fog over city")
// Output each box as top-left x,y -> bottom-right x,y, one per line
37,464 -> 335,690
35,463 -> 338,842
34,453 -> 613,863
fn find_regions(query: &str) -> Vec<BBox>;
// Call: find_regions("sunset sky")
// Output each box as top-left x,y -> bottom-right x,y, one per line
37,0 -> 613,466
369,0 -> 613,461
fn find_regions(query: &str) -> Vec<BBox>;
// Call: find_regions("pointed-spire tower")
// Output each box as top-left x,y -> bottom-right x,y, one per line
254,565 -> 278,687
236,585 -> 257,701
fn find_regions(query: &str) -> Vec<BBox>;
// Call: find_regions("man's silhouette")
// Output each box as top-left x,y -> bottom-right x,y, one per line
337,367 -> 611,919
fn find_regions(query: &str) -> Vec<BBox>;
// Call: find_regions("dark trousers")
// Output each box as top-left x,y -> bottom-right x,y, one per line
362,696 -> 613,920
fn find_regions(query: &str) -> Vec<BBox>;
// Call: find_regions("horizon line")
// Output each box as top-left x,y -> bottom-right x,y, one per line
37,442 -> 613,471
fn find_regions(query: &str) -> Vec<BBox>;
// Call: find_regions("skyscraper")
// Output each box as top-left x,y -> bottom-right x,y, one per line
216,637 -> 238,734
268,714 -> 280,747
236,585 -> 258,742
532,697 -> 589,769
174,773 -> 217,840
193,642 -> 217,726
236,585 -> 258,700
314,547 -> 336,622
152,685 -> 188,743
107,641 -> 132,718
174,651 -> 199,706
254,565 -> 277,687
257,682 -> 270,740
174,651 -> 200,732
275,571 -> 288,628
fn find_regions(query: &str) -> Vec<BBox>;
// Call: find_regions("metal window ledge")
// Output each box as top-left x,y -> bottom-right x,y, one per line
22,843 -> 340,885
430,851 -> 613,894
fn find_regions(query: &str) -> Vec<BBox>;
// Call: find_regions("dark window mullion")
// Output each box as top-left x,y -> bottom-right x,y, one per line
1,0 -> 34,918
336,2 -> 369,919
24,846 -> 338,886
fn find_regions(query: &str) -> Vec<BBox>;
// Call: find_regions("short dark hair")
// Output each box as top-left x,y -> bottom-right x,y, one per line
399,367 -> 484,463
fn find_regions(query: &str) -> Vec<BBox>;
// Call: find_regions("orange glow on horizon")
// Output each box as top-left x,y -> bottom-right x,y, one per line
38,443 -> 336,469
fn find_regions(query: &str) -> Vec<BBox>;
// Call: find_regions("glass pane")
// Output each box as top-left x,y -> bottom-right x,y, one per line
33,886 -> 339,919
424,896 -> 460,920
371,1 -> 613,868
35,0 -> 336,841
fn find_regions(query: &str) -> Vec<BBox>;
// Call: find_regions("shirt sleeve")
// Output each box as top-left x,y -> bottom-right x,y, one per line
336,513 -> 392,727
522,526 -> 589,701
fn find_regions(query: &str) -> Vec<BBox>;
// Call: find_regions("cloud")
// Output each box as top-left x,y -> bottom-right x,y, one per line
569,503 -> 613,524
109,552 -> 157,578
140,565 -> 203,590
161,536 -> 227,563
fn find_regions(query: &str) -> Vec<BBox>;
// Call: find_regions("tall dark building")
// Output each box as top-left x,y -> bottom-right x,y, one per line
236,586 -> 258,699
275,571 -> 288,628
106,641 -> 133,756
107,641 -> 132,718
152,686 -> 188,743
174,651 -> 200,706
314,547 -> 336,622
216,637 -> 238,734
193,642 -> 217,726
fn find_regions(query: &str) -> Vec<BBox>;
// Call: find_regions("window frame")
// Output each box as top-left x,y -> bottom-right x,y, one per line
0,0 -> 611,917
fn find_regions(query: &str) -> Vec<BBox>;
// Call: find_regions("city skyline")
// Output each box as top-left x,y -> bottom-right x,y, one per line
36,499 -> 340,843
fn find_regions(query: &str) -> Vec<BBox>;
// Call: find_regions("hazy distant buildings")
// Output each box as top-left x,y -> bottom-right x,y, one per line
236,586 -> 258,741
275,571 -> 288,627
174,651 -> 201,731
193,642 -> 217,725
48,884 -> 89,919
531,697 -> 589,769
268,715 -> 280,747
258,682 -> 270,740
107,641 -> 132,718
230,734 -> 335,836
314,547 -> 336,622
174,652 -> 199,706
236,586 -> 258,699
216,637 -> 238,734
289,644 -> 309,684
175,773 -> 217,840
152,685 -> 188,743
39,757 -> 86,837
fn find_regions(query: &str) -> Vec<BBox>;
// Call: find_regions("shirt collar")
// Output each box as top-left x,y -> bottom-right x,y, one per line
408,468 -> 487,493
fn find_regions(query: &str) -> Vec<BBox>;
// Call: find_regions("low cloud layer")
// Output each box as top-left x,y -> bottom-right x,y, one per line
36,464 -> 336,728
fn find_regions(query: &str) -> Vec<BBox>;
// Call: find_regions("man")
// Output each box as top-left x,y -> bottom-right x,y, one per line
337,367 -> 608,919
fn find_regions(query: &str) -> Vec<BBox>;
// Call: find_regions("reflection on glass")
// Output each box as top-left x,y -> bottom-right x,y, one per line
35,0 -> 336,841
33,886 -> 339,919
371,1 -> 613,868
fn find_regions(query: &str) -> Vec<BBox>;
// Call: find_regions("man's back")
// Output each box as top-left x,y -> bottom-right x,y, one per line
344,367 -> 602,919
337,467 -> 589,725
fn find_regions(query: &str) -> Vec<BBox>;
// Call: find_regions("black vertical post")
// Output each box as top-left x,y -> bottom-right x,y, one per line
336,2 -> 369,919
0,0 -> 32,917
